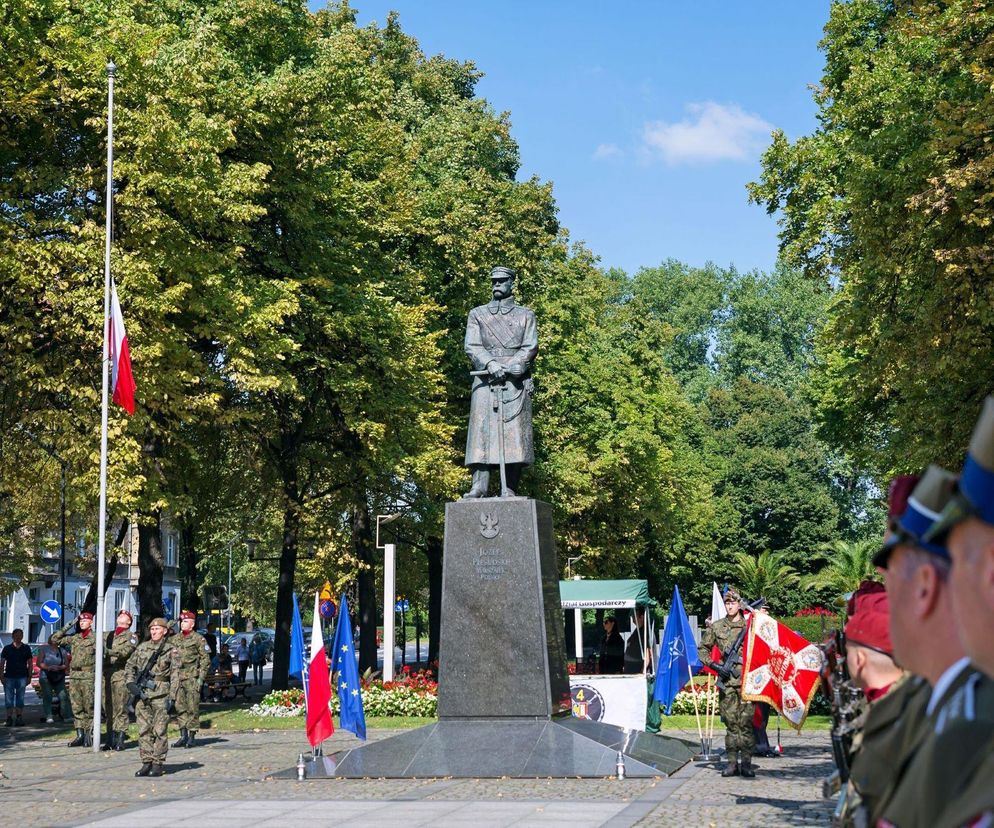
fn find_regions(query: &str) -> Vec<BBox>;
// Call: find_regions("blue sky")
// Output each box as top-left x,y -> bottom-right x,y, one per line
317,2 -> 832,276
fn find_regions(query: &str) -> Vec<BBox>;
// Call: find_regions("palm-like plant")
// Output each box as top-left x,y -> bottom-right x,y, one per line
730,550 -> 801,608
802,538 -> 880,598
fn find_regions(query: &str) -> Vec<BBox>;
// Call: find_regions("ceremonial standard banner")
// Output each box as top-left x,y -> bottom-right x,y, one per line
741,614 -> 824,730
569,675 -> 647,732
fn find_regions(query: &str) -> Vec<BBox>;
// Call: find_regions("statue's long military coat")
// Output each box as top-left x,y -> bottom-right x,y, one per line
464,297 -> 537,466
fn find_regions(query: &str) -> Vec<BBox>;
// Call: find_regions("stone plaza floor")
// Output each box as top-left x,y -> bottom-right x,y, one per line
0,720 -> 835,827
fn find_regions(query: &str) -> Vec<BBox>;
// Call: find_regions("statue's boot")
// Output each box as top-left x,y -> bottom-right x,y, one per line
461,469 -> 490,499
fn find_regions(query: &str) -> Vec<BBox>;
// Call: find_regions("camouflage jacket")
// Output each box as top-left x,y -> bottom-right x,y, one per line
52,623 -> 96,673
105,628 -> 139,672
124,639 -> 180,701
170,631 -> 211,683
697,614 -> 748,687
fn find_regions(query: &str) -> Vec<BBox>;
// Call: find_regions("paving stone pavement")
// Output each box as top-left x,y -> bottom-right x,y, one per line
0,721 -> 834,827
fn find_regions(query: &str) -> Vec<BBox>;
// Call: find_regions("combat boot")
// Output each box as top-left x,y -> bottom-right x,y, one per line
135,762 -> 153,777
172,727 -> 188,748
83,730 -> 92,747
101,731 -> 114,751
185,730 -> 197,748
148,764 -> 165,777
113,731 -> 126,751
68,729 -> 86,747
721,752 -> 740,777
740,754 -> 756,778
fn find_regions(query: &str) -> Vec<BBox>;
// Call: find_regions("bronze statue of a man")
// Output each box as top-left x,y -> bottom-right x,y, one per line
462,266 -> 537,498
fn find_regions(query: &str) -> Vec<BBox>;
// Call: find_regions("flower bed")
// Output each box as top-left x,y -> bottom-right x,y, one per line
249,667 -> 438,719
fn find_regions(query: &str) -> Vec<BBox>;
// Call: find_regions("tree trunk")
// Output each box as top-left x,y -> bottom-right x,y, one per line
136,511 -> 165,636
179,522 -> 199,614
271,485 -> 301,690
425,535 -> 442,670
353,504 -> 378,674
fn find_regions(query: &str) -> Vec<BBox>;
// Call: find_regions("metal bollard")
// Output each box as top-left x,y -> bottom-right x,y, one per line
297,752 -> 306,781
615,750 -> 626,780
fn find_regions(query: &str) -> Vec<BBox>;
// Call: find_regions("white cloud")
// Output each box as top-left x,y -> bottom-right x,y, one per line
593,143 -> 622,160
642,102 -> 773,164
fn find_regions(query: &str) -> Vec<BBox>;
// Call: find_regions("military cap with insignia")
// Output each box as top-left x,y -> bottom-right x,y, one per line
874,465 -> 957,566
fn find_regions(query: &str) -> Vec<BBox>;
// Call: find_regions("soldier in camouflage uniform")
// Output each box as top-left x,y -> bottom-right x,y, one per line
698,587 -> 756,777
52,611 -> 96,747
171,610 -> 210,748
124,617 -> 180,777
102,609 -> 138,751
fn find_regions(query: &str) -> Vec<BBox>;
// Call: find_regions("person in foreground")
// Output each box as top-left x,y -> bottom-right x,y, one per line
125,617 -> 180,777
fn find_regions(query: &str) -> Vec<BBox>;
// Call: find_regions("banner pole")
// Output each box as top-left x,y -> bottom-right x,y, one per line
687,663 -> 704,747
92,58 -> 116,753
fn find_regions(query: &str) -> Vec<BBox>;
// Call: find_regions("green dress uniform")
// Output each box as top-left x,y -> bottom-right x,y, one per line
103,628 -> 138,747
124,638 -> 180,769
934,737 -> 994,828
842,674 -> 930,827
877,665 -> 994,828
698,614 -> 756,770
51,623 -> 96,744
171,631 -> 211,745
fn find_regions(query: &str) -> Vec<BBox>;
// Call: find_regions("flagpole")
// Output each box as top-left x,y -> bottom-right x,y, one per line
687,664 -> 704,751
92,58 -> 116,752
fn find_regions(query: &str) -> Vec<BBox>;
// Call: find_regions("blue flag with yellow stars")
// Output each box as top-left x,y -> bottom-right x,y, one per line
653,585 -> 702,714
330,592 -> 366,740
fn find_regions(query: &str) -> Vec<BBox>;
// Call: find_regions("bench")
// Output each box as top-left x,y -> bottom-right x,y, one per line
202,678 -> 251,702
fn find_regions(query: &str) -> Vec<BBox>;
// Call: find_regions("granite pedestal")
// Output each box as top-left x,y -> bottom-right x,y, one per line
306,498 -> 695,778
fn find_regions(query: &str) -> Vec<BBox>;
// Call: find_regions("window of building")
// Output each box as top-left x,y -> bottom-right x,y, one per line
0,593 -> 10,632
75,587 -> 87,614
28,587 -> 40,602
165,533 -> 178,567
114,589 -> 125,614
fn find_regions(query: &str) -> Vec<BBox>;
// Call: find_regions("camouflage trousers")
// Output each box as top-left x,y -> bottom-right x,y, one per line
175,677 -> 202,729
104,670 -> 131,732
68,672 -> 95,730
719,686 -> 756,756
136,696 -> 169,763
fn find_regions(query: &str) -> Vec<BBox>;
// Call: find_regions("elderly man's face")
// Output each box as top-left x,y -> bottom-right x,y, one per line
492,276 -> 513,300
948,518 -> 994,673
149,624 -> 166,641
180,617 -> 195,632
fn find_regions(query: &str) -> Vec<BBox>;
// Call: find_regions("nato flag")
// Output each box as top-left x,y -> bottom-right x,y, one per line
653,585 -> 702,714
289,591 -> 306,684
331,593 -> 366,740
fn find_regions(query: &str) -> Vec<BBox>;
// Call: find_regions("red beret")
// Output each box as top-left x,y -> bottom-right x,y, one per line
116,609 -> 133,620
79,612 -> 94,620
179,610 -> 196,621
888,475 -> 920,519
844,580 -> 892,655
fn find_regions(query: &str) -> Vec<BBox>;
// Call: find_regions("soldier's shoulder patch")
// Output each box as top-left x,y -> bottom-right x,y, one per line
204,643 -> 210,653
129,634 -> 138,645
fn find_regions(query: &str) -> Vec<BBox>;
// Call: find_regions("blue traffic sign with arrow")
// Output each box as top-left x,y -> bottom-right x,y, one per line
40,600 -> 62,624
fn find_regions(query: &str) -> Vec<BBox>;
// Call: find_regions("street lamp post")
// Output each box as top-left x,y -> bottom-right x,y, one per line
376,513 -> 402,682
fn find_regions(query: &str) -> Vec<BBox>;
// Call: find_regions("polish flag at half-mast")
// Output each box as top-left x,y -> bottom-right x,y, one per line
109,278 -> 135,415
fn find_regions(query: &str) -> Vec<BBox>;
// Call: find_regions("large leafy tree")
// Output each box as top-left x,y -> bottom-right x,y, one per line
749,0 -> 994,473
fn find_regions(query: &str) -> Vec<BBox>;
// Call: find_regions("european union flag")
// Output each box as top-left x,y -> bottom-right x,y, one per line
289,591 -> 307,686
653,585 -> 702,714
331,592 -> 366,740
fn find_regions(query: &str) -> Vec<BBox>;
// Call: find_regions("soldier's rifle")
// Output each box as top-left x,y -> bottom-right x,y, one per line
126,640 -> 168,708
710,596 -> 767,692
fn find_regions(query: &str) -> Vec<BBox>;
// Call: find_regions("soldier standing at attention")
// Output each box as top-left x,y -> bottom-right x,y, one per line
125,618 -> 179,777
698,587 -> 757,778
102,609 -> 138,751
171,610 -> 210,748
52,611 -> 96,747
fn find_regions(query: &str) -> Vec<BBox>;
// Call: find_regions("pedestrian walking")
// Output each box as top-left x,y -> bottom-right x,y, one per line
102,609 -> 138,750
235,637 -> 250,683
125,618 -> 180,777
1,628 -> 33,727
249,634 -> 267,686
35,634 -> 71,723
52,612 -> 97,746
170,610 -> 210,748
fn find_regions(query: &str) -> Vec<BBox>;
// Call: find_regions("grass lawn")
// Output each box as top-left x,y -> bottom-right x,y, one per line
198,708 -> 434,732
656,713 -> 831,732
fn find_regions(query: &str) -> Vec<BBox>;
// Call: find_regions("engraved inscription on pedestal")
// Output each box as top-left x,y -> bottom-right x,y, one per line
437,498 -> 570,719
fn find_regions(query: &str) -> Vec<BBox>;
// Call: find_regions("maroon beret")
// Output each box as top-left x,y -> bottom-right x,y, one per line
844,580 -> 892,655
179,610 -> 196,621
887,475 -> 920,519
78,612 -> 94,620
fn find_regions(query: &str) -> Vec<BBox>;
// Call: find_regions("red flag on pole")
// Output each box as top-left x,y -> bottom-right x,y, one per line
305,592 -> 334,747
109,278 -> 135,414
741,614 -> 824,731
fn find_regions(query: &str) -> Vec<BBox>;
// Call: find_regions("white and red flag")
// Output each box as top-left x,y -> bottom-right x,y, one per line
109,278 -> 136,414
305,592 -> 334,747
741,613 -> 824,730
